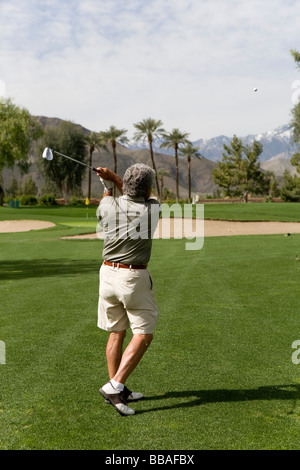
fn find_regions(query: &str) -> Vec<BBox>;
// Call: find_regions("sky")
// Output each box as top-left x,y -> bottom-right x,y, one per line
0,0 -> 300,141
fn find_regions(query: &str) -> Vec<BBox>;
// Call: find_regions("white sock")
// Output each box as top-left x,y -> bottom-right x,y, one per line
110,379 -> 124,392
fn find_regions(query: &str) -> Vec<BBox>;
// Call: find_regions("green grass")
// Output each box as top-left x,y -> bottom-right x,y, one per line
0,205 -> 99,235
162,201 -> 300,221
1,201 -> 300,224
0,204 -> 300,449
202,202 -> 300,221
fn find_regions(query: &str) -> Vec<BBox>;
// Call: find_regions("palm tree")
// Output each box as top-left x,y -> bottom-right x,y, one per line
85,132 -> 107,200
100,125 -> 128,195
160,128 -> 190,202
100,125 -> 128,175
157,169 -> 170,202
133,118 -> 165,200
179,142 -> 201,203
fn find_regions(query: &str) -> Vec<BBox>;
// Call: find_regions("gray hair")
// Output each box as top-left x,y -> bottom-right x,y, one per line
122,163 -> 155,198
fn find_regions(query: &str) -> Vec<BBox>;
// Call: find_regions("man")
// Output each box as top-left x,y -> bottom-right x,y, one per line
96,163 -> 160,416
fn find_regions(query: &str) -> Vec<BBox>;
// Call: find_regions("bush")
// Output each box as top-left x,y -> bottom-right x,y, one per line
70,196 -> 85,206
20,194 -> 38,206
23,176 -> 38,196
38,194 -> 57,206
280,171 -> 300,202
280,189 -> 300,202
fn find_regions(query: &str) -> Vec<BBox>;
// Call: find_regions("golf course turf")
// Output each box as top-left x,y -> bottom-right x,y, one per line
0,203 -> 300,450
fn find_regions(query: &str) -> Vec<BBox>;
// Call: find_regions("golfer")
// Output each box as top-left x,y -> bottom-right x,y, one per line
96,163 -> 160,416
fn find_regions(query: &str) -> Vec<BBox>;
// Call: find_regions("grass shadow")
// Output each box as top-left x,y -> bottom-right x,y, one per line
136,384 -> 300,414
0,259 -> 100,280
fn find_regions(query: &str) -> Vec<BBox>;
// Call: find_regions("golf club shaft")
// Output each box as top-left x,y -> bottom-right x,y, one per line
53,150 -> 98,172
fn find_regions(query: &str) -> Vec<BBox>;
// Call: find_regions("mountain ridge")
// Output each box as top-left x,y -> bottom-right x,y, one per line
128,123 -> 297,163
3,116 -> 218,198
3,117 -> 298,198
128,122 -> 298,178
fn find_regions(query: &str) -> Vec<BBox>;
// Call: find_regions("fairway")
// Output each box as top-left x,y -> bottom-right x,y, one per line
0,204 -> 300,450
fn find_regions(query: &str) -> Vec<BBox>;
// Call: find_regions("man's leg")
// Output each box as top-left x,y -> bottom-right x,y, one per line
106,330 -> 126,379
100,333 -> 153,416
112,333 -> 153,385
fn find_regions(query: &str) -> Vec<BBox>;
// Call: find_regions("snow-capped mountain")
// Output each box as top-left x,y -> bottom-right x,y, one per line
127,124 -> 297,164
260,152 -> 298,176
193,124 -> 297,162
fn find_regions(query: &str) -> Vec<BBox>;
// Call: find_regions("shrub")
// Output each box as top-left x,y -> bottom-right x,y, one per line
280,171 -> 300,202
70,196 -> 85,206
23,176 -> 38,196
280,188 -> 300,202
20,194 -> 38,206
38,194 -> 57,206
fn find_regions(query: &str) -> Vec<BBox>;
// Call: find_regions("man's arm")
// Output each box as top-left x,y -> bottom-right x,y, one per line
96,167 -> 123,197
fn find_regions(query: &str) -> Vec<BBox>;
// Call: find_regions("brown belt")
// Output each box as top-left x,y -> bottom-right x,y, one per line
103,260 -> 147,270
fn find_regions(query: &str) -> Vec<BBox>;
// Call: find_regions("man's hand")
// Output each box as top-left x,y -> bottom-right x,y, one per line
96,167 -> 115,180
96,167 -> 124,196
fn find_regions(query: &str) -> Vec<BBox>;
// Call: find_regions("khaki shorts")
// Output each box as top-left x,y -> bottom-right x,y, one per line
98,263 -> 158,334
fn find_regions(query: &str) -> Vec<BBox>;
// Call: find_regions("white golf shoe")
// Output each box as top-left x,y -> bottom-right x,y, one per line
124,387 -> 144,402
99,382 -> 135,416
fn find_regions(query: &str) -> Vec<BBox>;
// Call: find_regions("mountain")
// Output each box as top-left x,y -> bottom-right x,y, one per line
260,153 -> 298,177
2,117 -> 298,199
192,124 -> 296,163
128,124 -> 298,176
117,146 -> 218,197
2,116 -> 218,198
129,124 -> 296,162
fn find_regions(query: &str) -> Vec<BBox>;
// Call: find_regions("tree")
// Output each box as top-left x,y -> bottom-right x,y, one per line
100,126 -> 128,175
213,135 -> 267,202
85,132 -> 107,200
290,49 -> 300,68
7,177 -> 18,198
40,120 -> 88,204
280,170 -> 300,202
133,118 -> 165,199
241,140 -> 267,202
179,142 -> 201,203
157,169 -> 170,202
260,171 -> 280,200
100,126 -> 128,196
290,95 -> 300,145
0,97 -> 42,204
23,175 -> 38,196
160,128 -> 190,202
285,49 -> 300,201
290,50 -> 300,173
280,152 -> 300,201
212,135 -> 243,198
290,152 -> 300,174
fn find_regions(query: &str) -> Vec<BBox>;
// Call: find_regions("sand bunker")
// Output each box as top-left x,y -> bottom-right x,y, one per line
2,218 -> 300,237
61,218 -> 300,239
0,220 -> 55,233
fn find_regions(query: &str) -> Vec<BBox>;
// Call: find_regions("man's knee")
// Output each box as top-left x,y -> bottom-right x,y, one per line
138,333 -> 153,348
109,330 -> 126,343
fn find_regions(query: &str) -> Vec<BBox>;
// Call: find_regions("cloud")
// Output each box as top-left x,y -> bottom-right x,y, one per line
1,0 -> 300,139
0,80 -> 6,98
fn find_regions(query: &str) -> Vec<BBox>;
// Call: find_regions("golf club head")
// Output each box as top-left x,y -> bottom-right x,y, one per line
42,147 -> 54,161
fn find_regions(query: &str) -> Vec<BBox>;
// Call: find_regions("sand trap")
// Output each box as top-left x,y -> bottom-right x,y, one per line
202,220 -> 300,237
0,220 -> 55,233
2,218 -> 300,237
61,218 -> 300,239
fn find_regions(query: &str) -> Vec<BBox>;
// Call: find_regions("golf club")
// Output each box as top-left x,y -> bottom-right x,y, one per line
42,147 -> 98,172
42,147 -> 112,191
